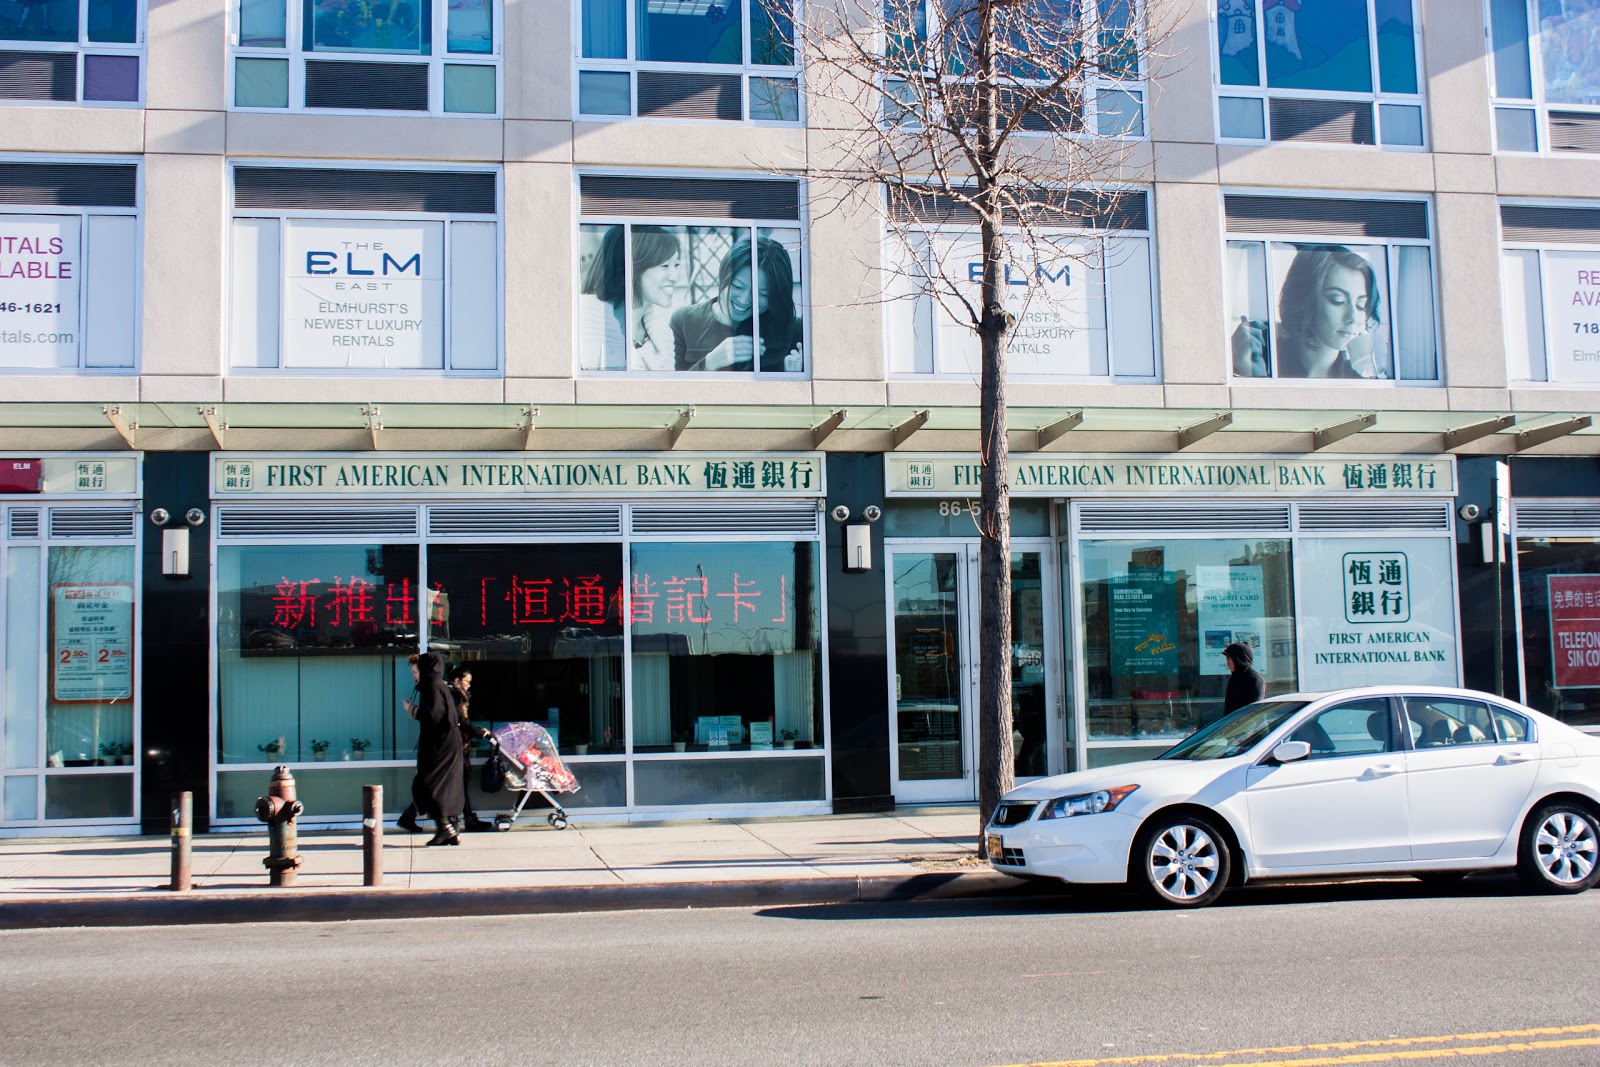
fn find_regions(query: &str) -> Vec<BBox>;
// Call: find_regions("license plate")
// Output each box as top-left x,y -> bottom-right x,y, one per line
985,834 -> 1004,859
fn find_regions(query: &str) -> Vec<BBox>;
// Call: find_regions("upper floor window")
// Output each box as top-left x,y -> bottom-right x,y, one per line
1487,0 -> 1600,152
884,188 -> 1156,380
882,0 -> 1147,138
1214,0 -> 1424,148
1501,202 -> 1600,383
229,164 -> 500,374
0,0 -> 141,104
577,174 -> 806,376
0,160 -> 139,373
576,0 -> 799,122
1225,193 -> 1438,382
232,0 -> 498,114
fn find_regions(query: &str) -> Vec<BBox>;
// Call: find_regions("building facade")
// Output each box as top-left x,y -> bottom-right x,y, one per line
1,0 -> 1599,834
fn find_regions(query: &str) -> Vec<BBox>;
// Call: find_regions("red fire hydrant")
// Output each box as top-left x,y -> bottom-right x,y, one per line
254,765 -> 304,887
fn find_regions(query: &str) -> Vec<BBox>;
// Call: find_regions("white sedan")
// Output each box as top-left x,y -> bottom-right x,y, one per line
986,686 -> 1600,908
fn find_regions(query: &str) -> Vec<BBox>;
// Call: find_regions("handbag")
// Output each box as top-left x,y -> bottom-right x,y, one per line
479,751 -> 507,794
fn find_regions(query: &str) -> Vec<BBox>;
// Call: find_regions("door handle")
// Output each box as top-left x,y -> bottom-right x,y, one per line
1496,751 -> 1533,765
1364,764 -> 1402,778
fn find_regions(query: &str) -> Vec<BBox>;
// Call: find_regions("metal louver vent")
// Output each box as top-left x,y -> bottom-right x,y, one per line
1076,503 -> 1292,533
1548,111 -> 1600,153
1296,502 -> 1451,531
7,508 -> 40,539
217,506 -> 419,539
629,503 -> 819,537
0,51 -> 76,102
1501,204 -> 1600,245
1269,97 -> 1375,145
305,60 -> 429,111
580,176 -> 800,220
889,188 -> 1147,230
1224,195 -> 1429,239
48,508 -> 136,539
427,505 -> 623,537
636,71 -> 742,120
1514,501 -> 1600,532
0,162 -> 137,207
235,167 -> 497,214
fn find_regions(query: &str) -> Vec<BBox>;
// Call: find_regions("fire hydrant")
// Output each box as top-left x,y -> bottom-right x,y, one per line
254,765 -> 304,887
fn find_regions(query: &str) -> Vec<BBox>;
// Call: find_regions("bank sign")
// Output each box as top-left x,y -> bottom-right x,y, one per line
887,454 -> 1456,496
213,453 -> 825,497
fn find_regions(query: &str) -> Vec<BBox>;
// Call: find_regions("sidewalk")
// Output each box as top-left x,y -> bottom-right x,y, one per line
0,808 -> 1051,928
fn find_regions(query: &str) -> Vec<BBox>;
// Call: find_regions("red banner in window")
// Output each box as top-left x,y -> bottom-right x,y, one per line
1550,574 -> 1600,689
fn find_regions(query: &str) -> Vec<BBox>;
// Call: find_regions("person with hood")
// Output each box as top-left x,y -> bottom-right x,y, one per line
409,651 -> 465,846
1222,641 -> 1266,714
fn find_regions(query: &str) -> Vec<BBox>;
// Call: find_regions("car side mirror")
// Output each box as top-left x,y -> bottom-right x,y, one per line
1270,740 -> 1312,764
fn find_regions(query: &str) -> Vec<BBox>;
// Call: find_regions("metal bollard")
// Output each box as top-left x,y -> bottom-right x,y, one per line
254,765 -> 304,887
362,784 -> 383,887
169,791 -> 192,892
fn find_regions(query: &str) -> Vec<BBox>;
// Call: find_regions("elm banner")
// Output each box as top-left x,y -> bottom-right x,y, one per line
284,219 -> 443,369
0,215 -> 80,369
1541,251 -> 1600,384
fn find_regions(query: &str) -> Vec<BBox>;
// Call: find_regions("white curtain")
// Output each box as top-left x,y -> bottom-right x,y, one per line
1394,245 -> 1437,381
771,651 -> 814,743
583,0 -> 628,58
632,653 -> 671,746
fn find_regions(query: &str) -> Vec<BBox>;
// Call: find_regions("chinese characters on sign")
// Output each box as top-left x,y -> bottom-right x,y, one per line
1548,574 -> 1600,689
51,583 -> 134,703
1343,552 -> 1410,623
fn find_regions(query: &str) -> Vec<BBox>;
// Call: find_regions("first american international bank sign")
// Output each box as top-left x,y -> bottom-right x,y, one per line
213,453 -> 826,496
887,454 -> 1457,496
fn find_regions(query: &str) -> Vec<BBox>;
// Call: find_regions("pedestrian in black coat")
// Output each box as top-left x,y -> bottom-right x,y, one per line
1222,641 -> 1267,714
411,651 -> 465,846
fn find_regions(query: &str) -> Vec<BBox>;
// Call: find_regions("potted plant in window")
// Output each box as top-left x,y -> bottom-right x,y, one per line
349,738 -> 372,761
310,738 -> 331,762
258,737 -> 286,761
779,729 -> 798,750
672,730 -> 690,753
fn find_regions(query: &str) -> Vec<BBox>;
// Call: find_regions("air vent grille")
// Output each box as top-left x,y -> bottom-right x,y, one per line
1548,111 -> 1600,153
304,60 -> 429,111
580,175 -> 800,220
7,508 -> 40,539
235,166 -> 497,214
1224,195 -> 1429,239
628,503 -> 819,537
1269,97 -> 1375,145
1076,504 -> 1292,533
0,50 -> 76,102
1514,501 -> 1600,532
636,71 -> 742,120
1501,204 -> 1600,245
427,505 -> 623,537
1296,502 -> 1451,531
0,162 -> 137,207
48,508 -> 136,539
217,506 -> 419,539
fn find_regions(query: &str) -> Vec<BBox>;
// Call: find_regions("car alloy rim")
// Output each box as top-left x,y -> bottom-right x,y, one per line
1149,824 -> 1220,901
1535,811 -> 1599,885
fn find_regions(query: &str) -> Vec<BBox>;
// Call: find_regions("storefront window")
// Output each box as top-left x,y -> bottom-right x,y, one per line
217,544 -> 419,765
1081,538 -> 1296,744
629,541 -> 821,757
1516,536 -> 1600,729
427,544 -> 624,754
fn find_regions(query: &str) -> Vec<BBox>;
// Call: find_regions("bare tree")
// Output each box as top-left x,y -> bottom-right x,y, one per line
794,0 -> 1177,848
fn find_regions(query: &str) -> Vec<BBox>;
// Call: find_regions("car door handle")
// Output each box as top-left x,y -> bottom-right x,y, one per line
1363,764 -> 1403,778
1496,751 -> 1533,765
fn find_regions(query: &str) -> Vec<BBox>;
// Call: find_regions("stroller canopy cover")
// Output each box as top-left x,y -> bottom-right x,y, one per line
490,722 -> 579,794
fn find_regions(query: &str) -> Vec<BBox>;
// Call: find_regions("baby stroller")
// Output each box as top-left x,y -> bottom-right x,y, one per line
486,722 -> 580,831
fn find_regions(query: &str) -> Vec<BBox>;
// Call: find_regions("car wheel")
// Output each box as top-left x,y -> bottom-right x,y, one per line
1516,802 -> 1600,894
1133,812 -> 1231,909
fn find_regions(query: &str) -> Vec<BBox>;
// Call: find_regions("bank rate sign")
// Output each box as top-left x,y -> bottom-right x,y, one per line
284,219 -> 444,369
0,216 -> 80,370
1549,574 -> 1600,688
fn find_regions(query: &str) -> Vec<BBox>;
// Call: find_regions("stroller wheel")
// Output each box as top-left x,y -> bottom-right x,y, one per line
548,812 -> 569,830
494,817 -> 511,832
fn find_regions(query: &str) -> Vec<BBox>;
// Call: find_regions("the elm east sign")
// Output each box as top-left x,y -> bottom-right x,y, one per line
886,454 -> 1456,497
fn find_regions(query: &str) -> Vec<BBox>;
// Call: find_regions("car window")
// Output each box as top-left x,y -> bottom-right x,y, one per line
1490,705 -> 1531,744
1288,698 -> 1393,760
1403,697 -> 1495,748
1159,700 -> 1310,760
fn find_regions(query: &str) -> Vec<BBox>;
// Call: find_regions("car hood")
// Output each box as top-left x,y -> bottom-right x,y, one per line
1002,758 -> 1242,803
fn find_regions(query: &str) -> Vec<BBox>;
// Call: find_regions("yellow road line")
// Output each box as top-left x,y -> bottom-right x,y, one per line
988,1024 -> 1600,1067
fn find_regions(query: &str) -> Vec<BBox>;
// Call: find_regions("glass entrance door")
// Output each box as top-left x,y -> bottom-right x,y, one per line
888,543 -> 1058,803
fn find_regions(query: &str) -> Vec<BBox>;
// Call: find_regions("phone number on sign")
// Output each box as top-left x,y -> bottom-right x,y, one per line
0,302 -> 61,314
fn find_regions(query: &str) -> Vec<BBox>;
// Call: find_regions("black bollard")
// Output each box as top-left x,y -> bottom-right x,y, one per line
169,791 -> 192,892
363,785 -> 383,887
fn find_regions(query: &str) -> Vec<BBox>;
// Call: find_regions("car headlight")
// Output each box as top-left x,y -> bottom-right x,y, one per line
1038,784 -> 1139,820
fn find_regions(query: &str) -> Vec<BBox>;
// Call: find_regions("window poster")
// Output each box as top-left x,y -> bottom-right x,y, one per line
1540,251 -> 1600,383
1108,568 -> 1178,678
1548,574 -> 1600,689
283,219 -> 444,368
0,215 -> 80,369
1297,537 -> 1458,691
1538,0 -> 1600,106
1196,565 -> 1264,676
50,582 -> 134,703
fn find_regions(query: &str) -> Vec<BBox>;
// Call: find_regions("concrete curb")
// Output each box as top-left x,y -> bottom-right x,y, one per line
0,871 -> 1056,930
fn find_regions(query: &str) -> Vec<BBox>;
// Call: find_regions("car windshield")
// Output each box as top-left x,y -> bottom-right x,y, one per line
1158,700 -> 1311,761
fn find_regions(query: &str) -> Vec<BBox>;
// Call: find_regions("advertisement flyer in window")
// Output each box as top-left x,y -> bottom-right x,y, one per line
284,219 -> 443,369
1296,538 -> 1457,691
1539,251 -> 1600,383
0,215 -> 80,370
1547,574 -> 1600,689
1196,565 -> 1264,676
1108,569 -> 1177,679
50,582 -> 134,703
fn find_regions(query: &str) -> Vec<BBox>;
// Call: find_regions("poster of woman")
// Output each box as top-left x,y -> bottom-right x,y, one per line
1230,243 -> 1394,380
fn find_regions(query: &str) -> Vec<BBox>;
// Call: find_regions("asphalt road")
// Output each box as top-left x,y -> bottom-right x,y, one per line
1,876 -> 1596,1067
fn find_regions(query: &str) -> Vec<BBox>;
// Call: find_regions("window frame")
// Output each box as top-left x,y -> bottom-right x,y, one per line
1211,0 -> 1428,150
1220,189 -> 1443,386
573,0 -> 803,125
229,0 -> 503,116
1499,197 -> 1600,385
1484,0 -> 1600,154
1285,697 -> 1398,761
0,0 -> 145,108
226,160 -> 503,377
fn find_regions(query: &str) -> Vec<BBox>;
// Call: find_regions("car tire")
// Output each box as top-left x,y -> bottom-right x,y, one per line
1132,811 -> 1231,909
1516,802 -> 1600,894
